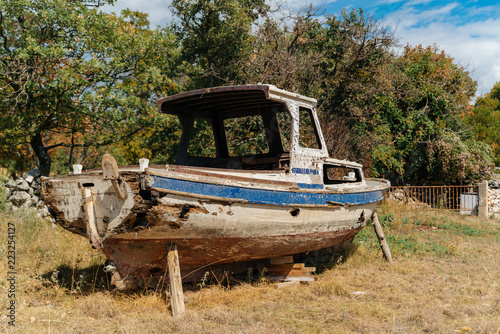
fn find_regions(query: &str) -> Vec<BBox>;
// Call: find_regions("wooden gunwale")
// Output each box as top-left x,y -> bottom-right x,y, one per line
148,167 -> 295,187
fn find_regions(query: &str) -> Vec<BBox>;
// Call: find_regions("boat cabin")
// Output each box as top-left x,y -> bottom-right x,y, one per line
157,85 -> 364,186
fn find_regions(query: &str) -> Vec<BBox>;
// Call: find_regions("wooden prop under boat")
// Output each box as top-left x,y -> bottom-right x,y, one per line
42,85 -> 390,289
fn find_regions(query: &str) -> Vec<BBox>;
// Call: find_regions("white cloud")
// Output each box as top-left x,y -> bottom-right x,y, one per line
383,2 -> 459,29
101,0 -> 173,27
383,6 -> 500,96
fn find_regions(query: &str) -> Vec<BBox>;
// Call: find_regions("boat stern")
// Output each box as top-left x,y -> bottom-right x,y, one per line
41,159 -> 141,247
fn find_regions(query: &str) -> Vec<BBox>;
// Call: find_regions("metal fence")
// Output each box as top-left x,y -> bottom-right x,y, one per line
385,185 -> 479,213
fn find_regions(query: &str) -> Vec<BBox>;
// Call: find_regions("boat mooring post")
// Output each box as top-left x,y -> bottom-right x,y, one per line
167,243 -> 185,316
371,212 -> 393,264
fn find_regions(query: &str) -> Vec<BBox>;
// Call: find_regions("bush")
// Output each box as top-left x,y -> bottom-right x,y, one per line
427,131 -> 494,184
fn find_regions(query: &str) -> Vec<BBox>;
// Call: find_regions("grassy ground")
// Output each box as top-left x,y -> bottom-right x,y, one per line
0,203 -> 499,333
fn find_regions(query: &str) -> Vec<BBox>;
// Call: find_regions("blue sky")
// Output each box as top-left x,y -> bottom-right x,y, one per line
103,0 -> 500,97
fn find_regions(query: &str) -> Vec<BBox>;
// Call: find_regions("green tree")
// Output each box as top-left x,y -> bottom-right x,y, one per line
0,0 -> 179,175
369,45 -> 486,184
319,9 -> 395,118
170,0 -> 266,89
465,82 -> 500,165
313,9 -> 396,163
236,5 -> 325,95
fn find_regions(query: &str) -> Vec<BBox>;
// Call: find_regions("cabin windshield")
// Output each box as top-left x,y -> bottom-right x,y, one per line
158,86 -> 326,171
224,115 -> 270,157
176,105 -> 292,170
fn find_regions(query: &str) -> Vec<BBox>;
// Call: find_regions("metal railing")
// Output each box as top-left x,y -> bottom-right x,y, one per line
385,185 -> 479,213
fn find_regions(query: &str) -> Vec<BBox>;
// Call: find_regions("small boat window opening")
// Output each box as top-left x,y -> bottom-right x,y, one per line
323,164 -> 362,184
299,107 -> 322,150
187,117 -> 217,158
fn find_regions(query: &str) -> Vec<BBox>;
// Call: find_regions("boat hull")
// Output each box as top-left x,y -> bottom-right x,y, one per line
42,166 -> 388,287
101,197 -> 379,283
103,225 -> 363,285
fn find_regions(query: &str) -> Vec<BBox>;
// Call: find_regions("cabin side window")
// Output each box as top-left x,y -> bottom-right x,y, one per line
275,109 -> 291,153
323,164 -> 361,184
224,115 -> 270,157
299,107 -> 322,150
187,118 -> 217,158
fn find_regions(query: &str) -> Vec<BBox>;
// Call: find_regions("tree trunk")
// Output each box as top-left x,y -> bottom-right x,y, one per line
31,132 -> 52,176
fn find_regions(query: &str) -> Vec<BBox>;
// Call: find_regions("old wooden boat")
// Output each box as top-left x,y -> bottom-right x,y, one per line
42,84 -> 389,288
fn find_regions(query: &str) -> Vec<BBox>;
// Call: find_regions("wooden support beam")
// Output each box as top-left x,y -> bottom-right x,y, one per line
266,276 -> 316,282
265,260 -> 317,286
371,212 -> 393,264
167,244 -> 185,316
80,186 -> 102,249
267,267 -> 316,276
269,263 -> 305,269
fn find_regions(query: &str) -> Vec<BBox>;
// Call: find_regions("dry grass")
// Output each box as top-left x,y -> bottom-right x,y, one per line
1,203 -> 499,333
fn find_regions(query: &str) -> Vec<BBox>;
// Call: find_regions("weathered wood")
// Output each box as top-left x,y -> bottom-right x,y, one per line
102,154 -> 120,180
268,263 -> 305,269
266,260 -> 317,284
167,243 -> 185,316
266,257 -> 317,286
80,186 -> 102,248
371,212 -> 393,264
111,179 -> 128,200
102,154 -> 128,199
266,276 -> 316,282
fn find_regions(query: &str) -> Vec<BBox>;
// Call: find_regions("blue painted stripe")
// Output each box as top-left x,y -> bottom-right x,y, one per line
292,167 -> 319,175
149,175 -> 385,206
298,183 -> 324,190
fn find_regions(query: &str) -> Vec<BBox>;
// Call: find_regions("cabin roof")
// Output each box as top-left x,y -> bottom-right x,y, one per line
157,84 -> 316,117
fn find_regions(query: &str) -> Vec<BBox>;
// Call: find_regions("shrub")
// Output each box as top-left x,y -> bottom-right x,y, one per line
427,131 -> 494,184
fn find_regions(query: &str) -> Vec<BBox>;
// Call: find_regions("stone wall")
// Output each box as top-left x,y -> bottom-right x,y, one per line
1,169 -> 53,220
488,181 -> 500,219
